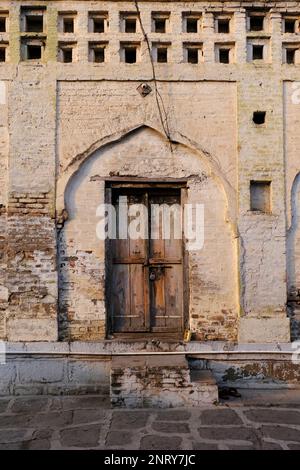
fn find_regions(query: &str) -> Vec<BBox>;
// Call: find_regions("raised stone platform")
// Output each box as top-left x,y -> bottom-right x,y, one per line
1,341 -> 300,396
110,355 -> 218,408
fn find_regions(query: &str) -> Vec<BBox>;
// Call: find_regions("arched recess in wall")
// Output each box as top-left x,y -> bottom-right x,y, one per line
57,124 -> 239,341
57,124 -> 237,229
287,172 -> 300,296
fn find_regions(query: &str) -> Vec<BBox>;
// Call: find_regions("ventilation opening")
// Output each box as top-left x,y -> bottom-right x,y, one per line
92,18 -> 105,33
124,47 -> 137,63
93,48 -> 105,63
249,16 -> 264,31
285,19 -> 296,33
0,47 -> 6,62
187,48 -> 198,63
125,18 -> 136,33
218,19 -> 230,33
253,111 -> 266,125
27,44 -> 42,60
286,49 -> 296,64
63,18 -> 74,33
0,17 -> 6,32
25,15 -> 43,33
154,18 -> 166,33
157,47 -> 168,63
186,18 -> 198,33
250,181 -> 271,213
252,45 -> 264,60
62,48 -> 73,63
219,49 -> 230,63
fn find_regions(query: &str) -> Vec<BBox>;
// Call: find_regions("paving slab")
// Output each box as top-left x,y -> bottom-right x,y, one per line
200,409 -> 243,425
10,397 -> 49,414
0,395 -> 299,450
260,425 -> 300,442
111,410 -> 150,429
60,424 -> 102,448
140,435 -> 183,450
244,409 -> 300,425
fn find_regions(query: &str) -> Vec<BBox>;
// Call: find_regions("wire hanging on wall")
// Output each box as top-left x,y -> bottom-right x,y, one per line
134,0 -> 173,152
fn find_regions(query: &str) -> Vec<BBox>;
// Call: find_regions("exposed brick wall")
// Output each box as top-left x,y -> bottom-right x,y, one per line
5,192 -> 57,341
8,193 -> 53,217
111,356 -> 218,407
58,236 -> 106,341
0,208 -> 7,338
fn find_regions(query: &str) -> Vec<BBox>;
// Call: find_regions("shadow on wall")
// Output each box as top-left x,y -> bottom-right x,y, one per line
287,172 -> 300,340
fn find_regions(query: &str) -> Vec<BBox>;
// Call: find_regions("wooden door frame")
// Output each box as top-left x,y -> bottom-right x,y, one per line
104,178 -> 189,340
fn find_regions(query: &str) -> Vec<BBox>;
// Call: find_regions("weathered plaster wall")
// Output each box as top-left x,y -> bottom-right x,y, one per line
4,69 -> 58,342
0,81 -> 9,338
0,1 -> 299,343
285,82 -> 300,340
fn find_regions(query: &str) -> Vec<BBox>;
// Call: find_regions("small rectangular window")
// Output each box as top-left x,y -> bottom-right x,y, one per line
252,45 -> 264,60
249,15 -> 264,32
184,43 -> 202,64
286,48 -> 296,64
21,7 -> 45,33
94,48 -> 105,63
154,18 -> 166,33
186,18 -> 198,33
0,47 -> 6,62
250,181 -> 271,213
58,42 -> 77,63
218,19 -> 230,33
88,12 -> 108,33
187,48 -> 198,64
253,111 -> 266,125
27,44 -> 42,60
0,16 -> 7,32
63,48 -> 72,63
219,49 -> 230,63
21,39 -> 44,61
157,47 -> 168,63
284,19 -> 296,33
58,13 -> 77,34
93,18 -> 105,33
152,13 -> 170,33
125,18 -> 136,33
25,15 -> 44,33
63,17 -> 74,33
89,43 -> 106,63
124,46 -> 137,63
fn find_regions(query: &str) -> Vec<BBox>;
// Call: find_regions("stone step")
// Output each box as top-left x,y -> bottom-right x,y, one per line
110,354 -> 218,408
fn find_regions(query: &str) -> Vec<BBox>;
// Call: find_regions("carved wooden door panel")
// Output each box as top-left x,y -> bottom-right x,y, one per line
110,187 -> 183,335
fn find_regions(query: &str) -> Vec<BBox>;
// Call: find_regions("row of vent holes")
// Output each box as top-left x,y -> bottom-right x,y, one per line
26,16 -> 300,34
1,13 -> 299,34
0,44 -> 295,64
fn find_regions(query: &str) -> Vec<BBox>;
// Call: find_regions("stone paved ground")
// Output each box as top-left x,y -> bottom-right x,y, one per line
0,395 -> 300,450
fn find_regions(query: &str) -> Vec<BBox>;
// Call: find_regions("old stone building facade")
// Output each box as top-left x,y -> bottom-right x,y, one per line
0,0 -> 300,398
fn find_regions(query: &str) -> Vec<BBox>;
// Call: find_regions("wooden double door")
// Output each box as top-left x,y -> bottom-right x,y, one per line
108,186 -> 184,336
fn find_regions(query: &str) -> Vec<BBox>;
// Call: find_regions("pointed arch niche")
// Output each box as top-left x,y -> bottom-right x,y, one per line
57,125 -> 239,341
